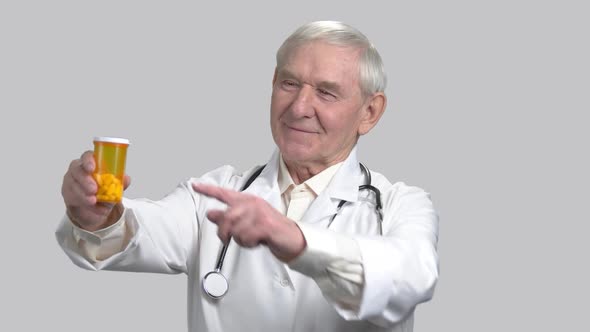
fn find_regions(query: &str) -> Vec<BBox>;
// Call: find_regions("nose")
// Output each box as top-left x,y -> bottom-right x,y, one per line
289,84 -> 315,118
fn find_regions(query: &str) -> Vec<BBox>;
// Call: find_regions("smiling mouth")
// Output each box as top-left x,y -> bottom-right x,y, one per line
286,124 -> 316,134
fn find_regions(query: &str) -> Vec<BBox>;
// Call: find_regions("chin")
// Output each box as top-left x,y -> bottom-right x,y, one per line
279,143 -> 316,163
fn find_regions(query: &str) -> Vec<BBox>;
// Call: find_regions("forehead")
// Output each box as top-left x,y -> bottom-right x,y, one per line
279,41 -> 362,89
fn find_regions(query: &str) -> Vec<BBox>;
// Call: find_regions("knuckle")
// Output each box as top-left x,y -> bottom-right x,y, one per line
84,194 -> 96,206
242,238 -> 254,247
241,235 -> 257,248
234,234 -> 254,247
61,185 -> 73,202
68,159 -> 79,172
84,177 -> 97,193
218,226 -> 230,242
225,210 -> 239,224
82,150 -> 93,159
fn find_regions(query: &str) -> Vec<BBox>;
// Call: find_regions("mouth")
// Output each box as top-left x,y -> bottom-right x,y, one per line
286,124 -> 317,134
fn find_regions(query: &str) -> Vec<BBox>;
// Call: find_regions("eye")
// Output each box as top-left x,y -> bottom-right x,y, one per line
317,88 -> 337,101
280,80 -> 299,91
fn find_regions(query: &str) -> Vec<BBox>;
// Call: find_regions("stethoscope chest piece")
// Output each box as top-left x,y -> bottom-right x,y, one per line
201,166 -> 265,300
202,270 -> 229,299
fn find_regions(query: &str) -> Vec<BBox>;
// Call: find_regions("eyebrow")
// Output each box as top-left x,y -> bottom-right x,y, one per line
278,68 -> 344,95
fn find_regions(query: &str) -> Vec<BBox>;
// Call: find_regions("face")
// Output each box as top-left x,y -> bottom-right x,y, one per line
270,41 -> 370,169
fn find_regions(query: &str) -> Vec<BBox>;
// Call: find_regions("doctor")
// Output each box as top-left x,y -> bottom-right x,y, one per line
57,21 -> 439,332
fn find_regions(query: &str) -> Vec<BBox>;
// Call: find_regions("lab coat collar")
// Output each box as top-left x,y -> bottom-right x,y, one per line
242,149 -> 282,210
244,146 -> 362,224
325,145 -> 362,203
300,146 -> 361,223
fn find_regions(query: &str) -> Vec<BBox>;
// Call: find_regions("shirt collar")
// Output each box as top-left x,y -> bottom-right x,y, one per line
278,155 -> 343,196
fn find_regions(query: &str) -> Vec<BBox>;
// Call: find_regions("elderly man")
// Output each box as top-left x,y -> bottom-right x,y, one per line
57,21 -> 439,332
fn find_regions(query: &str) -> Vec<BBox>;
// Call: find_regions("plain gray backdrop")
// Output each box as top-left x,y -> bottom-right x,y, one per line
1,0 -> 588,331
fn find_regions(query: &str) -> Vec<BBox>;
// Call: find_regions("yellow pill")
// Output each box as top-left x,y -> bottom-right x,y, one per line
107,183 -> 116,195
93,173 -> 103,186
95,173 -> 124,202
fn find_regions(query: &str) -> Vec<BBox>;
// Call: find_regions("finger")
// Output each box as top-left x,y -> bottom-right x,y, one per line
63,175 -> 97,207
62,169 -> 96,207
234,235 -> 261,248
67,158 -> 97,195
206,209 -> 225,224
80,151 -> 95,173
71,167 -> 98,196
207,210 -> 231,244
232,223 -> 262,248
192,183 -> 239,205
220,205 -> 256,246
123,175 -> 131,190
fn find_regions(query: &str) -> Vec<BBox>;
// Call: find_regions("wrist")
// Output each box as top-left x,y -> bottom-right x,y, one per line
270,220 -> 307,262
66,203 -> 124,232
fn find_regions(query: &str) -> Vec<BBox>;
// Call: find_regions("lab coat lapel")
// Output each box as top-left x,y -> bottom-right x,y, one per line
241,149 -> 282,209
239,149 -> 298,284
301,146 -> 362,224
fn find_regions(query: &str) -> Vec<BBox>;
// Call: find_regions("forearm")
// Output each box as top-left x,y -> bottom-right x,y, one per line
287,189 -> 439,326
56,182 -> 199,274
288,223 -> 365,314
69,210 -> 130,263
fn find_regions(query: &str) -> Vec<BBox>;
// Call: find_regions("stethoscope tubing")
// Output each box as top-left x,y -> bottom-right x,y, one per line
202,162 -> 383,299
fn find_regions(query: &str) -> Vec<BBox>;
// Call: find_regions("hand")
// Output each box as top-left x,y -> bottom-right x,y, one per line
61,151 -> 131,232
192,183 -> 306,262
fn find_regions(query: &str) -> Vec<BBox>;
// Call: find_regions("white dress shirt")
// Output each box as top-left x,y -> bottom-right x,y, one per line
277,156 -> 364,309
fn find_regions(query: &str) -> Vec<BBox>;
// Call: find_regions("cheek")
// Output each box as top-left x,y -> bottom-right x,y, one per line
270,93 -> 284,139
270,94 -> 281,122
318,111 -> 348,132
317,109 -> 362,140
270,91 -> 293,123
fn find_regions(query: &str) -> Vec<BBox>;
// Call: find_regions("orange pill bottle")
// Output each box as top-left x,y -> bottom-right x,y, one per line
93,137 -> 130,203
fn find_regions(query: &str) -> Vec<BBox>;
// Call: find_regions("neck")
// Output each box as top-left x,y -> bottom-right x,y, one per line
284,162 -> 320,184
283,152 -> 352,184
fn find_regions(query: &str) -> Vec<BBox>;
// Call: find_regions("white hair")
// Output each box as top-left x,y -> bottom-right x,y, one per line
276,21 -> 387,96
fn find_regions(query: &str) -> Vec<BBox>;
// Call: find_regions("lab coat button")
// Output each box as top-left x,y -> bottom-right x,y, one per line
280,279 -> 290,287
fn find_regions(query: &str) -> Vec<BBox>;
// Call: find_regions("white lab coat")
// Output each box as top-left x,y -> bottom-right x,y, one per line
56,147 -> 439,332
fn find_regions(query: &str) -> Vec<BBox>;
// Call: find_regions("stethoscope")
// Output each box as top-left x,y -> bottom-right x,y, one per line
202,163 -> 383,300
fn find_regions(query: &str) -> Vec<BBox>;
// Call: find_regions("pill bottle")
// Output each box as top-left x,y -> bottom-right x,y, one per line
93,137 -> 130,203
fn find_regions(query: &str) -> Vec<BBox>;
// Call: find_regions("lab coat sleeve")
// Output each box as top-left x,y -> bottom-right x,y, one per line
290,184 -> 438,327
289,224 -> 365,313
56,180 -> 199,274
70,215 -> 131,263
356,185 -> 439,327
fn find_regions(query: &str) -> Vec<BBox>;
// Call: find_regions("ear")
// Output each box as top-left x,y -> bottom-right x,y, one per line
358,92 -> 387,136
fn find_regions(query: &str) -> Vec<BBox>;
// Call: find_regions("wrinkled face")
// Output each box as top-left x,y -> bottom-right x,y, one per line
270,41 -> 368,168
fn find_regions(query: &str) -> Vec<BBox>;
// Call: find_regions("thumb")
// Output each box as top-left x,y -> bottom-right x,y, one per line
123,175 -> 131,190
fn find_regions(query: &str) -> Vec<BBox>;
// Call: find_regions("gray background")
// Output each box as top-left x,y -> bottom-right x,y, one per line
1,0 -> 588,331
